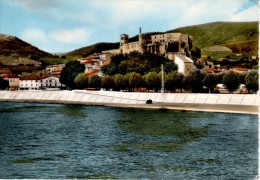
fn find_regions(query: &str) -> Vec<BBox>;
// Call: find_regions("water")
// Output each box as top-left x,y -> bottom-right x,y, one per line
0,102 -> 258,179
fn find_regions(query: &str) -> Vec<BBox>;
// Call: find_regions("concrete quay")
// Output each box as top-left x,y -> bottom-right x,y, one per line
0,90 -> 258,114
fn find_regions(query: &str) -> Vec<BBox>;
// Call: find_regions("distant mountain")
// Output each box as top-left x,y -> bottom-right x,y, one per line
67,21 -> 258,59
0,34 -> 54,58
66,42 -> 120,59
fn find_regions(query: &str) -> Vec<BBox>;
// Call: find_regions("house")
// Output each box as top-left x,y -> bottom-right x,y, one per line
2,74 -> 20,90
46,64 -> 65,74
19,76 -> 66,90
19,76 -> 43,90
40,76 -> 66,90
78,52 -> 113,76
173,55 -> 194,75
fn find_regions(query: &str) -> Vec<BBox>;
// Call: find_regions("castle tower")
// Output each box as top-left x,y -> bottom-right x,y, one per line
120,34 -> 129,45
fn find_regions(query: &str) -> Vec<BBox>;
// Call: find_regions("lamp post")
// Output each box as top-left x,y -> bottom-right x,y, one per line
161,64 -> 164,93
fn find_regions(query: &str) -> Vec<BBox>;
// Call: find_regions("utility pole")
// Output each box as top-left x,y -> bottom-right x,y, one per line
161,64 -> 164,93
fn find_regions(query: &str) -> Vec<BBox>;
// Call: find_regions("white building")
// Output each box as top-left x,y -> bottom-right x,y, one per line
20,77 -> 42,90
41,76 -> 66,89
19,76 -> 66,90
173,54 -> 194,75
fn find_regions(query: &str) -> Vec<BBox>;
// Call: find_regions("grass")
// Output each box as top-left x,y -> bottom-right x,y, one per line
40,57 -> 70,65
67,42 -> 120,59
202,51 -> 235,59
168,21 -> 259,55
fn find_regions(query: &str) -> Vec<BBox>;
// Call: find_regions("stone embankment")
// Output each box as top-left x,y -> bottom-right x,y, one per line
0,90 -> 258,114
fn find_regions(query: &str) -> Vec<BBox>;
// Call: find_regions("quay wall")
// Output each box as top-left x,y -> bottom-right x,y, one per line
0,90 -> 258,106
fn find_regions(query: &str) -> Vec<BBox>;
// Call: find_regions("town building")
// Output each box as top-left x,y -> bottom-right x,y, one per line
174,55 -> 194,75
78,52 -> 113,76
46,64 -> 65,74
2,74 -> 20,90
19,76 -> 66,90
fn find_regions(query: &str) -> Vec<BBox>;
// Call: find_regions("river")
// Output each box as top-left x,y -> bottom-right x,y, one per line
0,102 -> 258,179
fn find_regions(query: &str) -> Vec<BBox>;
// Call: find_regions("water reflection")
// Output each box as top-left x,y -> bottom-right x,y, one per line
117,108 -> 215,151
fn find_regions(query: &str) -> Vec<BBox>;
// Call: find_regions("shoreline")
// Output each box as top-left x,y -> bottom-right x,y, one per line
0,98 -> 258,115
0,90 -> 258,115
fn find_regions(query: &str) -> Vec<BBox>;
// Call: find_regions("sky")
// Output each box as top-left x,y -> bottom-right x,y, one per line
0,0 -> 259,53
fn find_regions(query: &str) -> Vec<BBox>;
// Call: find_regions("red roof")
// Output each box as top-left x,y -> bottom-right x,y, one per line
85,69 -> 100,76
234,68 -> 249,72
82,56 -> 99,60
50,70 -> 62,75
2,74 -> 20,79
203,68 -> 221,73
20,76 -> 51,80
0,69 -> 12,74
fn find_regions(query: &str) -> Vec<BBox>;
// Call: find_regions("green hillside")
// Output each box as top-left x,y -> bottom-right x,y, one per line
168,21 -> 258,55
67,21 -> 258,59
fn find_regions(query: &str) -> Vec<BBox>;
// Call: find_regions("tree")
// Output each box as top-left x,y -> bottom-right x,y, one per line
183,70 -> 205,93
202,74 -> 221,93
165,71 -> 184,92
114,74 -> 128,91
74,73 -> 88,89
118,61 -> 128,75
129,72 -> 144,91
222,71 -> 240,93
237,73 -> 246,84
101,64 -> 117,76
245,70 -> 258,93
88,75 -> 101,90
144,72 -> 161,91
60,60 -> 85,89
0,77 -> 8,90
101,76 -> 115,90
163,61 -> 178,73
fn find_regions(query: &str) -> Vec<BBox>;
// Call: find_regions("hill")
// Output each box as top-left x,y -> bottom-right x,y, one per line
167,21 -> 258,55
0,34 -> 54,58
68,21 -> 258,59
66,42 -> 120,59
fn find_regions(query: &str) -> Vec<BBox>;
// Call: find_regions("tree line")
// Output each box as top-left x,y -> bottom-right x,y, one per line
59,60 -> 258,94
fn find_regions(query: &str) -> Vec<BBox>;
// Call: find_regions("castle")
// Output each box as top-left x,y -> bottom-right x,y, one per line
103,28 -> 194,75
119,28 -> 193,58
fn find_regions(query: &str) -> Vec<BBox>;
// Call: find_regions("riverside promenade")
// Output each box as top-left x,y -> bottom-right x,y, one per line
0,90 -> 258,114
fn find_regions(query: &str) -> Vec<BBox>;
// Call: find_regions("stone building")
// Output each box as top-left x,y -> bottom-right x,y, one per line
119,28 -> 193,60
104,28 -> 195,75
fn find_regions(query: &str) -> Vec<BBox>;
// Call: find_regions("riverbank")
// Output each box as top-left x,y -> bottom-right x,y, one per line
0,90 -> 258,115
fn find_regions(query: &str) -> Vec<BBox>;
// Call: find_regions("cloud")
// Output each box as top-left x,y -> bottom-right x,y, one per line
49,28 -> 91,44
21,28 -> 47,44
231,5 -> 259,21
12,0 -> 61,12
20,27 -> 92,52
13,0 -> 259,53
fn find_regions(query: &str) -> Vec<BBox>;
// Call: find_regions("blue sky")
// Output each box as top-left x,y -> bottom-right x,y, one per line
0,0 -> 259,53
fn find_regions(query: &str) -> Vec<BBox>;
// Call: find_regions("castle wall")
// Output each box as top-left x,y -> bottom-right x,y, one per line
120,42 -> 140,54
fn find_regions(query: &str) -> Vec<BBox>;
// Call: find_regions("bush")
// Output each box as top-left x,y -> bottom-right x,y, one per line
222,71 -> 240,93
